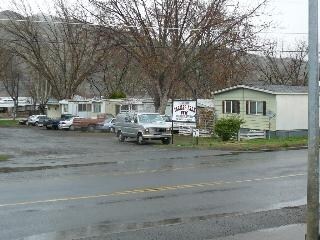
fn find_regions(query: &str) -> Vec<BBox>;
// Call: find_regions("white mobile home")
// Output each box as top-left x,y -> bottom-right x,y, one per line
0,97 -> 34,117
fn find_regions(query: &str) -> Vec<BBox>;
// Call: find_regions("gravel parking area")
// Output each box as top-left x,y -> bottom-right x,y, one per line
0,127 -> 230,177
0,127 -> 168,167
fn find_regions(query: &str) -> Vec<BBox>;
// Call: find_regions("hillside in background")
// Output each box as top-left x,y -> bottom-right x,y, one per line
0,10 -> 308,98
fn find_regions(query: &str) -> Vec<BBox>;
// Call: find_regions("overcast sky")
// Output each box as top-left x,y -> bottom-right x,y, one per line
264,0 -> 308,49
0,0 -> 309,49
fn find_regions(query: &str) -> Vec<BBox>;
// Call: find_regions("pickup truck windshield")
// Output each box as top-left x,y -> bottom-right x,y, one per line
138,114 -> 164,123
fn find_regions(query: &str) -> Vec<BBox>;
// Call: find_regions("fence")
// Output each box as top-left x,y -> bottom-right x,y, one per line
178,126 -> 212,138
239,130 -> 266,140
178,126 -> 193,135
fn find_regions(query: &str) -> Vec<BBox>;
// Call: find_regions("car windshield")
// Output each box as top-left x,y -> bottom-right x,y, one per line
104,118 -> 113,123
138,114 -> 164,123
162,115 -> 172,122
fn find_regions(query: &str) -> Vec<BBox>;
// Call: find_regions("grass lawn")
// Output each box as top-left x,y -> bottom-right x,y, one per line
170,135 -> 308,151
0,155 -> 10,161
0,120 -> 19,127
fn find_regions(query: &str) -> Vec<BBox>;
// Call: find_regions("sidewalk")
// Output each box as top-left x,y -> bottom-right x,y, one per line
215,224 -> 306,240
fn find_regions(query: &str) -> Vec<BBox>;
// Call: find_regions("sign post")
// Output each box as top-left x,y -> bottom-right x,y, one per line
171,102 -> 174,144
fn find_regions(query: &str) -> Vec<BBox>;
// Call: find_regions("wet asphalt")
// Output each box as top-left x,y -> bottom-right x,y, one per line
0,127 -> 308,239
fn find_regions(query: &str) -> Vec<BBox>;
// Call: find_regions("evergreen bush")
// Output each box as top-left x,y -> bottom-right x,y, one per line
214,116 -> 245,141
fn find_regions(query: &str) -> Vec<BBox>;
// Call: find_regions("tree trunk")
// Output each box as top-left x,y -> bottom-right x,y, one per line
154,94 -> 168,114
39,104 -> 46,115
12,100 -> 18,120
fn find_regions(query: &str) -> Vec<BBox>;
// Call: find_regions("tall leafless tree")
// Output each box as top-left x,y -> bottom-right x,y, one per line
24,68 -> 52,113
89,0 -> 269,113
1,0 -> 108,100
88,47 -> 132,98
88,47 -> 147,98
0,49 -> 21,119
178,47 -> 251,99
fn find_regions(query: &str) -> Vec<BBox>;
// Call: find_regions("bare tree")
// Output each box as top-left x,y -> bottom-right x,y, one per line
89,0 -> 268,113
24,69 -> 52,113
1,0 -> 108,100
87,46 -> 147,98
178,47 -> 252,99
253,41 -> 308,86
0,49 -> 21,119
88,47 -> 132,98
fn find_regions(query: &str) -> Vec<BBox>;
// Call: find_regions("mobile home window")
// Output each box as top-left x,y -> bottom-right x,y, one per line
246,101 -> 266,115
222,100 -> 240,114
93,103 -> 101,113
121,105 -> 129,112
79,104 -> 92,112
131,104 -> 138,111
78,104 -> 86,112
62,104 -> 68,112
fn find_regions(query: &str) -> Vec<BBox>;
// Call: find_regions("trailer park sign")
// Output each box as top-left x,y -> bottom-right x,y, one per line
172,100 -> 197,123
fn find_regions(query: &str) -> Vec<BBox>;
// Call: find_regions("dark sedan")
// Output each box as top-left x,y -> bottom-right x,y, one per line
37,116 -> 51,127
44,118 -> 60,130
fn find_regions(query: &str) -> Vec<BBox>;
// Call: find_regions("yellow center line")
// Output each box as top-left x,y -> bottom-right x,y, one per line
111,166 -> 198,176
0,173 -> 306,208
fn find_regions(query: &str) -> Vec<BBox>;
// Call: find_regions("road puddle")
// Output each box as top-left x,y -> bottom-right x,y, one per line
22,212 -> 242,240
0,161 -> 117,173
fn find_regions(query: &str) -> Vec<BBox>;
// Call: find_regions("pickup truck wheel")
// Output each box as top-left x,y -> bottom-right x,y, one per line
69,125 -> 75,131
162,138 -> 171,145
118,132 -> 125,142
137,134 -> 145,145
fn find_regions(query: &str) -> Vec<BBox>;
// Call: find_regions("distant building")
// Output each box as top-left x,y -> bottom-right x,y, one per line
46,96 -> 215,129
0,97 -> 34,117
47,97 -> 172,119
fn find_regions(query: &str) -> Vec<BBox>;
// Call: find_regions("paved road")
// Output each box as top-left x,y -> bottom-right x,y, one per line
0,128 -> 308,239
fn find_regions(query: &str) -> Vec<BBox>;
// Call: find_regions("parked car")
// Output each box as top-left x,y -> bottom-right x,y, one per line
26,115 -> 36,126
72,113 -> 114,131
44,119 -> 60,130
45,115 -> 74,130
37,116 -> 51,127
115,112 -> 172,144
96,118 -> 116,132
27,115 -> 47,126
161,115 -> 172,123
18,118 -> 28,125
58,117 -> 81,130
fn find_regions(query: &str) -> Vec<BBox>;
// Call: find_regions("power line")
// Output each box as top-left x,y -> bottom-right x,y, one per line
0,18 -> 310,35
0,18 -> 101,27
258,32 -> 308,35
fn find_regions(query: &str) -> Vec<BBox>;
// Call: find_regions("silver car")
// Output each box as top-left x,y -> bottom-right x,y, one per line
27,115 -> 47,126
115,112 -> 171,144
96,118 -> 116,132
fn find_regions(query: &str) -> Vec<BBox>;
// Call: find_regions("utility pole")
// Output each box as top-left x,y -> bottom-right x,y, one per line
307,0 -> 319,239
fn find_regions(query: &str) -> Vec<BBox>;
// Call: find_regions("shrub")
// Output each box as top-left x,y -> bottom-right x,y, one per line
214,116 -> 245,141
